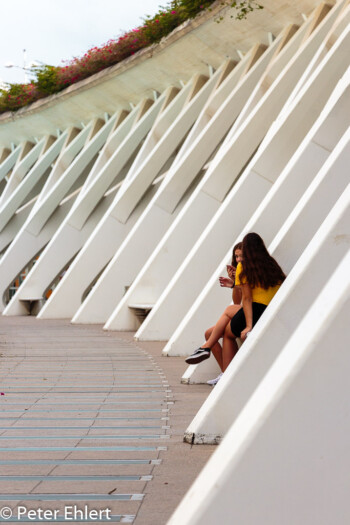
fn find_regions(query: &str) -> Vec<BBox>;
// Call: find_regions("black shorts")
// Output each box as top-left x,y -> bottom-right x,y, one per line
230,302 -> 267,338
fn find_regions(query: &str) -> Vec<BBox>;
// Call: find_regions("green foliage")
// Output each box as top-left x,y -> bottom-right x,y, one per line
0,82 -> 38,112
218,1 -> 264,21
0,0 -> 264,114
32,65 -> 63,95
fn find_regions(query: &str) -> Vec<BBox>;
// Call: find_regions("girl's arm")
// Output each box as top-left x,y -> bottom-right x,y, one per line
240,283 -> 253,340
232,285 -> 242,305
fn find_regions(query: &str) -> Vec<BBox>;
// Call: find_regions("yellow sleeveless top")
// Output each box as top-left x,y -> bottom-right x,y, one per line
235,262 -> 280,306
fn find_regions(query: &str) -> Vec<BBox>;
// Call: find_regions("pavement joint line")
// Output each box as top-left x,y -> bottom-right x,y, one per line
1,390 -> 168,394
0,459 -> 162,465
0,384 -> 165,387
17,407 -> 172,412
0,417 -> 167,420
0,396 -> 172,402
0,425 -> 169,429
0,475 -> 153,481
0,402 -> 169,406
0,434 -> 171,439
0,320 -> 184,523
0,365 -> 153,370
0,409 -> 169,412
0,494 -> 145,501
0,446 -> 168,451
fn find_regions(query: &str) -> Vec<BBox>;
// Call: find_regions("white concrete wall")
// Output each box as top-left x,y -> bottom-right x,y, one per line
38,75 -> 213,319
183,129 -> 350,442
165,52 -> 350,363
0,122 -> 107,310
0,3 -> 348,522
168,244 -> 350,524
75,47 -> 275,325
140,9 -> 350,344
102,25 -> 302,331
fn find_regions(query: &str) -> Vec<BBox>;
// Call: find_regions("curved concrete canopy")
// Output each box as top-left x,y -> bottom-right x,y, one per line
0,0 -> 324,146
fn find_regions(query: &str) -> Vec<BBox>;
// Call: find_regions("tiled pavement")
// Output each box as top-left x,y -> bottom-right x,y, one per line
0,317 -> 215,524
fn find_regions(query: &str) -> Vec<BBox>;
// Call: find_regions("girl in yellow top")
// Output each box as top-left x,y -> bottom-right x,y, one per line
186,233 -> 286,372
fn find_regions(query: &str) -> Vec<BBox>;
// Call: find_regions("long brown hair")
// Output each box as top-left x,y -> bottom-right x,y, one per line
240,233 -> 286,289
231,242 -> 242,268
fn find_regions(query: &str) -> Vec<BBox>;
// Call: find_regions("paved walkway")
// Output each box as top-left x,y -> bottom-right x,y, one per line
0,317 -> 215,524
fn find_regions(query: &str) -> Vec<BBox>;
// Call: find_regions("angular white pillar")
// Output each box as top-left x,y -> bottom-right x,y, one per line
0,121 -> 109,311
183,149 -> 350,443
167,54 -> 350,365
138,5 -> 349,343
0,133 -> 67,233
38,75 -> 214,319
168,245 -> 350,525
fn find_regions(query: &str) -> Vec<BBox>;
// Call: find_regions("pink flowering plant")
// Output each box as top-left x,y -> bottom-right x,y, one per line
0,1 -> 262,114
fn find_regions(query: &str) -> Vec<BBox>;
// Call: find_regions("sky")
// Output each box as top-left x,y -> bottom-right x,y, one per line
0,0 -> 164,85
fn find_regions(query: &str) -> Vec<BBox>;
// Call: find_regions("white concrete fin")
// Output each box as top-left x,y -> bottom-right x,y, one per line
0,198 -> 34,255
14,140 -> 35,166
123,74 -> 209,183
223,23 -> 307,144
36,121 -> 98,199
0,148 -> 11,165
0,132 -> 68,233
161,60 -> 349,356
4,183 -> 120,313
137,15 -> 350,343
181,139 -> 350,440
0,135 -> 52,207
74,144 -> 213,326
109,73 -> 214,224
130,98 -> 154,129
170,248 -> 350,524
11,101 -> 163,316
151,37 -> 281,216
102,35 -> 299,332
0,144 -> 25,184
182,179 -> 350,441
32,126 -> 82,209
0,192 -> 79,311
182,102 -> 349,383
24,117 -> 117,237
67,95 -> 167,231
69,110 -> 123,196
2,113 -> 132,311
104,188 -> 221,332
299,1 -> 333,44
0,118 -> 121,310
270,125 -> 350,268
64,77 -> 222,323
72,193 -> 178,324
281,0 -> 350,106
172,46 -> 265,165
38,177 -> 162,319
202,0 -> 350,202
74,106 -> 141,201
122,86 -> 183,184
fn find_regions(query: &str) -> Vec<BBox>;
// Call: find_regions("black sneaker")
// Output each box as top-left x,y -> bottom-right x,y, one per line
185,348 -> 211,365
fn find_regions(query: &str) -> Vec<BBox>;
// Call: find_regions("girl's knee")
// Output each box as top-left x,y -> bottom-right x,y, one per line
224,322 -> 233,337
223,306 -> 232,316
205,327 -> 213,340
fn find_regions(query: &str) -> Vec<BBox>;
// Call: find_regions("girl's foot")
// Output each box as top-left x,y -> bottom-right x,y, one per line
207,372 -> 223,386
185,347 -> 211,364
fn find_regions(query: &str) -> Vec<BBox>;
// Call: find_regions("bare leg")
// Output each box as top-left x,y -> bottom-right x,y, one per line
205,327 -> 223,371
222,322 -> 239,371
202,305 -> 242,350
